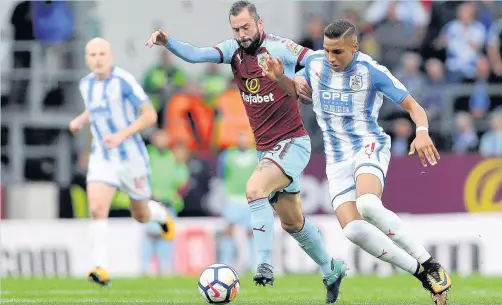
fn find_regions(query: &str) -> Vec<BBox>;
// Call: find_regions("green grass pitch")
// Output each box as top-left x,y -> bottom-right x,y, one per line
2,274 -> 502,304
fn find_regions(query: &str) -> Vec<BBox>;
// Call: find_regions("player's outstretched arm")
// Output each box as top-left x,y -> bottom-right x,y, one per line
145,29 -> 221,64
371,62 -> 439,167
261,56 -> 299,99
400,96 -> 440,167
69,111 -> 89,134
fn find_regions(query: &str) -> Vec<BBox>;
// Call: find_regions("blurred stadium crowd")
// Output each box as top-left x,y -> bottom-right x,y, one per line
140,0 -> 502,157
1,0 -> 502,218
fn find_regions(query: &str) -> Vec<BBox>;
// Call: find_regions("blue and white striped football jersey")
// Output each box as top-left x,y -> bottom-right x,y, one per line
79,66 -> 150,162
299,51 -> 409,163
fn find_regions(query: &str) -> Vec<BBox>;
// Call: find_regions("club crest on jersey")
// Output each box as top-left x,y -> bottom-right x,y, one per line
349,74 -> 363,90
257,53 -> 267,69
245,78 -> 260,94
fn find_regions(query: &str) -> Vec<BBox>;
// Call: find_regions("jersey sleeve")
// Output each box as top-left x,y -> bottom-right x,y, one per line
280,38 -> 310,66
78,79 -> 88,107
293,51 -> 317,86
79,75 -> 94,109
213,39 -> 239,64
119,75 -> 149,109
165,37 -> 222,64
368,62 -> 409,104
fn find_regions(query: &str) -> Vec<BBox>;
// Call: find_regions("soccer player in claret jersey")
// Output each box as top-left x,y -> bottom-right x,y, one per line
146,1 -> 346,302
69,38 -> 176,286
261,20 -> 452,305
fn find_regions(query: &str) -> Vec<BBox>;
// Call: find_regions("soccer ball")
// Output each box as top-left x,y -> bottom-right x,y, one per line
198,264 -> 240,303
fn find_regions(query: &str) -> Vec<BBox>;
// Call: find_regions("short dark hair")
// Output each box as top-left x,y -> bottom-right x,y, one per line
324,19 -> 356,39
229,0 -> 260,21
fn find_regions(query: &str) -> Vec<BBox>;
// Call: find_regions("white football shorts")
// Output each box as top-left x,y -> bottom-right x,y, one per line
87,155 -> 151,201
327,141 -> 391,211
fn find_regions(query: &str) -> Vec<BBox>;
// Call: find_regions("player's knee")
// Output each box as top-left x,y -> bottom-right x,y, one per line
89,203 -> 109,219
245,184 -> 269,203
280,218 -> 304,234
355,193 -> 381,219
132,211 -> 150,223
342,220 -> 364,243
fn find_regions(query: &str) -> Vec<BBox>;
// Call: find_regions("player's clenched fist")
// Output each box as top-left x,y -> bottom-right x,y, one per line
293,76 -> 313,104
145,29 -> 169,48
69,118 -> 84,134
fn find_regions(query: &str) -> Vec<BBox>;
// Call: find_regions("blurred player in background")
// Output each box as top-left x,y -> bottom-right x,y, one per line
262,19 -> 452,305
142,130 -> 190,275
69,38 -> 176,286
217,133 -> 256,272
146,1 -> 346,302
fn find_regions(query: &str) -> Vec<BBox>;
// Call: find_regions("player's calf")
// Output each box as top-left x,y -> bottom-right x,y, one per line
131,199 -> 176,241
248,196 -> 275,281
247,159 -> 296,285
246,180 -> 278,271
87,182 -> 115,276
130,209 -> 150,223
276,193 -> 339,283
356,193 -> 433,264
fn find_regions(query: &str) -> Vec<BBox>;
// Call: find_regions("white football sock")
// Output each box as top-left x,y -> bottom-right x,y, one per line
148,200 -> 168,223
90,219 -> 108,268
356,194 -> 431,264
343,220 -> 419,274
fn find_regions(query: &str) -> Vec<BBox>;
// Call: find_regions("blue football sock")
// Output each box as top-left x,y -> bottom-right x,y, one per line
249,198 -> 274,267
219,235 -> 235,266
290,217 -> 333,277
248,233 -> 257,271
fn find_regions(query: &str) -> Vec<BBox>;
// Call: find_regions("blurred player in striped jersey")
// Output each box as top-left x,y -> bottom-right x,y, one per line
262,20 -> 452,305
69,38 -> 175,286
146,1 -> 346,302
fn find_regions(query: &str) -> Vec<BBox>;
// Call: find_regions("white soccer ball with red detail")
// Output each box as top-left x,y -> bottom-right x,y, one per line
198,264 -> 240,303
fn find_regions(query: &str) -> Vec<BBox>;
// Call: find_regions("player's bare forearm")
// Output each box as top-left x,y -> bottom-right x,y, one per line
120,103 -> 157,138
400,95 -> 428,128
276,75 -> 299,99
76,111 -> 90,125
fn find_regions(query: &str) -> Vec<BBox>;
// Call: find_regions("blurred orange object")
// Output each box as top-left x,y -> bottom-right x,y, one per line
213,89 -> 254,150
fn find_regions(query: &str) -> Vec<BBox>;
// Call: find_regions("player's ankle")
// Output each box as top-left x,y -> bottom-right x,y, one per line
422,257 -> 438,271
413,262 -> 425,277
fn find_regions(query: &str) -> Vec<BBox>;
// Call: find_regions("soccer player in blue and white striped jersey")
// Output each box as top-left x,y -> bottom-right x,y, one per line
261,20 -> 451,305
69,38 -> 175,286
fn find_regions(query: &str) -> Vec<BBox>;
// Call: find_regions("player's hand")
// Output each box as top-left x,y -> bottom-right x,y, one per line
69,119 -> 84,134
261,56 -> 284,82
145,29 -> 169,48
293,76 -> 313,103
102,132 -> 127,149
408,131 -> 440,167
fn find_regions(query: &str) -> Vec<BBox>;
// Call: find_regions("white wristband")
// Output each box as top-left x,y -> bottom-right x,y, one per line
416,126 -> 429,133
